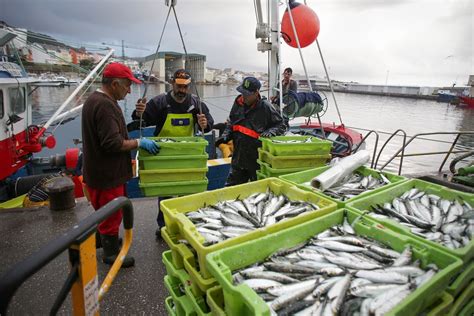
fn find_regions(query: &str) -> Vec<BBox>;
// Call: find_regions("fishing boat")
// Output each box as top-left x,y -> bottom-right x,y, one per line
0,1 -> 473,315
459,96 -> 474,108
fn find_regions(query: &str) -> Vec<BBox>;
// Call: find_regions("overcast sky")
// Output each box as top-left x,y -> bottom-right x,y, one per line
2,0 -> 472,86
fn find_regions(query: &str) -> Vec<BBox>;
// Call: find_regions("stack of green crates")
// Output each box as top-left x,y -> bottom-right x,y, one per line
138,137 -> 209,197
162,250 -> 214,316
159,178 -> 337,315
256,136 -> 332,179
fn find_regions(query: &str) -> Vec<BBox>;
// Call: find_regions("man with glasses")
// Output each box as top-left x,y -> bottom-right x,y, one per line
132,69 -> 214,239
82,62 -> 159,267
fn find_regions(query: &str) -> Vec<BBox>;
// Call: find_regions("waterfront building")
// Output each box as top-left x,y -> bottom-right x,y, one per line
142,51 -> 206,83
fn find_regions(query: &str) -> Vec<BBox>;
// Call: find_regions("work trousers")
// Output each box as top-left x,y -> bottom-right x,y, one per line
225,166 -> 257,186
86,184 -> 126,236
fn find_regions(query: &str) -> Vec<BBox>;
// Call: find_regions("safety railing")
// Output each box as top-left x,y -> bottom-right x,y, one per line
352,129 -> 380,168
0,196 -> 134,315
373,129 -> 407,174
377,131 -> 474,175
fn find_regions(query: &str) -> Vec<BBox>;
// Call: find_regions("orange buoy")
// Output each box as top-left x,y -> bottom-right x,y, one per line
281,1 -> 320,48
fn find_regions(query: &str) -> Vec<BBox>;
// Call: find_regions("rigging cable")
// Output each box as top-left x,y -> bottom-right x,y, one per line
139,4 -> 173,139
303,0 -> 343,125
284,0 -> 326,139
171,4 -> 205,135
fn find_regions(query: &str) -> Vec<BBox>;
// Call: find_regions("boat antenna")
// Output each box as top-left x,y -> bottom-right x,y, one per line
139,4 -> 173,138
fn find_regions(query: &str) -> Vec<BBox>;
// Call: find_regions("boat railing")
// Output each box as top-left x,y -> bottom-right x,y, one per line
373,129 -> 407,175
377,131 -> 474,175
352,129 -> 380,168
0,196 -> 134,315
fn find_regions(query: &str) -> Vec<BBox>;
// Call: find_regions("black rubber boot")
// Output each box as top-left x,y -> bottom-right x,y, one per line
96,231 -> 122,249
100,234 -> 135,268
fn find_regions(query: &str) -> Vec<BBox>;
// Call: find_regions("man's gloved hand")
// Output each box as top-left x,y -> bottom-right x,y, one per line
139,138 -> 160,155
260,130 -> 275,138
215,136 -> 229,147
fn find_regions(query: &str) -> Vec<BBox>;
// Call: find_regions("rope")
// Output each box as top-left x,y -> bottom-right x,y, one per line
316,40 -> 343,125
139,5 -> 173,139
172,5 -> 205,135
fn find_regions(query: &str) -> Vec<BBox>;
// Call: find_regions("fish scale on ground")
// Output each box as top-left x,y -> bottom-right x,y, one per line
230,216 -> 437,315
367,188 -> 473,249
186,190 -> 321,245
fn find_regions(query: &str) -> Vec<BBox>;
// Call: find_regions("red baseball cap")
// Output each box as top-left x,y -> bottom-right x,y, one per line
103,62 -> 141,83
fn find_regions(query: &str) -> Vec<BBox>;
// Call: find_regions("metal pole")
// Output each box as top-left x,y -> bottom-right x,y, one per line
41,49 -> 114,132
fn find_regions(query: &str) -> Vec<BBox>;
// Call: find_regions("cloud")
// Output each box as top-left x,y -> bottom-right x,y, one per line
1,0 -> 472,86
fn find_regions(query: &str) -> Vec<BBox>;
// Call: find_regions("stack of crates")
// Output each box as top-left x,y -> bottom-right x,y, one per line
160,178 -> 337,315
138,137 -> 209,197
256,136 -> 332,179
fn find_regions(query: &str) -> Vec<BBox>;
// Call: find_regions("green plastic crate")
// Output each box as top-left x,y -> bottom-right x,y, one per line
140,167 -> 208,183
206,287 -> 226,316
258,148 -> 330,168
139,154 -> 208,170
162,250 -> 192,286
280,165 -> 408,208
446,262 -> 474,297
139,136 -> 208,157
347,179 -> 474,262
162,237 -> 217,298
260,135 -> 332,156
256,171 -> 266,180
139,179 -> 208,197
163,250 -> 212,316
459,298 -> 474,316
164,276 -> 197,316
165,296 -> 177,316
257,159 -> 310,177
448,282 -> 474,316
423,292 -> 453,316
183,281 -> 212,316
161,178 -> 337,279
206,208 -> 462,316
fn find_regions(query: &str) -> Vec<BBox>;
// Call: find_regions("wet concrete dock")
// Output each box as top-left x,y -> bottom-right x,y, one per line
0,197 -> 168,315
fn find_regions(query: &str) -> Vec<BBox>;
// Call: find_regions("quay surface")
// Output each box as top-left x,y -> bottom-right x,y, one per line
0,197 -> 168,315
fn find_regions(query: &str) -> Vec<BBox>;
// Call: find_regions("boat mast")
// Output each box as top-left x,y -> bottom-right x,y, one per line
255,0 -> 282,107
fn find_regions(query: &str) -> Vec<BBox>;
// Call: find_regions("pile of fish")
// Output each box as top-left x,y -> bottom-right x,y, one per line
232,216 -> 437,316
366,188 -> 473,250
186,191 -> 320,245
304,172 -> 391,201
271,138 -> 313,144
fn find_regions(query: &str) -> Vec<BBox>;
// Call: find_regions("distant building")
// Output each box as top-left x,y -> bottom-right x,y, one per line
142,51 -> 206,83
204,68 -> 215,82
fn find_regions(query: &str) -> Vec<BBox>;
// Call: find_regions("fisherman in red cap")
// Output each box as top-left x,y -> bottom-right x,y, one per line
82,62 -> 160,268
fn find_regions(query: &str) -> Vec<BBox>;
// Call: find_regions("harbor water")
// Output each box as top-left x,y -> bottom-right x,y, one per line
32,83 -> 474,175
